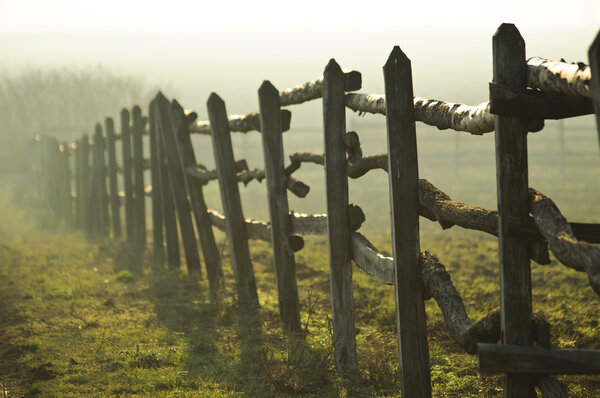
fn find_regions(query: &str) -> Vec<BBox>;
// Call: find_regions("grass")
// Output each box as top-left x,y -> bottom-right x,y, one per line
1,171 -> 599,397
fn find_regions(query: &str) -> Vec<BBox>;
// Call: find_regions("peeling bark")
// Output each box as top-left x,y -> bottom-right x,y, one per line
345,93 -> 495,135
527,57 -> 591,98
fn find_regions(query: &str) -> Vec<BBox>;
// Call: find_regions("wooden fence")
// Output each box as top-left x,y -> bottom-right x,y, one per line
33,24 -> 600,397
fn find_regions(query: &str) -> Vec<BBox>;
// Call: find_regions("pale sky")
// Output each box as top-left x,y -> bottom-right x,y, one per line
2,0 -> 599,118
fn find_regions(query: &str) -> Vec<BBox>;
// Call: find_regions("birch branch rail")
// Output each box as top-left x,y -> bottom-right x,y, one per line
279,70 -> 362,106
529,188 -> 600,295
188,110 -> 291,135
345,93 -> 495,135
527,57 -> 591,98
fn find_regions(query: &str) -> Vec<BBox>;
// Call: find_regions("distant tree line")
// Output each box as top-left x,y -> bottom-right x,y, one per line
0,66 -> 150,171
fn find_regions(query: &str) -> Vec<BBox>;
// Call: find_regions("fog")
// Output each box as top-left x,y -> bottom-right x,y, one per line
2,0 -> 599,119
2,0 -> 599,235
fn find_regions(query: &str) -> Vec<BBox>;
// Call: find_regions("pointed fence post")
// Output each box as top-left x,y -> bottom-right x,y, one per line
74,140 -> 81,227
384,46 -> 432,397
121,108 -> 135,242
322,59 -> 357,374
152,99 -> 180,270
207,92 -> 259,309
80,135 -> 91,235
589,30 -> 600,151
148,100 -> 165,261
94,123 -> 109,236
258,81 -> 302,332
170,100 -> 222,296
132,106 -> 147,250
105,117 -> 122,238
154,93 -> 201,276
493,23 -> 534,397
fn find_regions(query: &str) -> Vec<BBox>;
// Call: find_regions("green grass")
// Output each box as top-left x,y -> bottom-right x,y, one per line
1,172 -> 599,397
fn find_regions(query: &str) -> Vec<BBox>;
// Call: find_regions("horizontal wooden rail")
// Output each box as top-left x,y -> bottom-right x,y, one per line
478,343 -> 600,374
186,166 -> 309,198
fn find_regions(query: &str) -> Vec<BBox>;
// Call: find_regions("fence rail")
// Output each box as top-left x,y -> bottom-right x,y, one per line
33,23 -> 600,398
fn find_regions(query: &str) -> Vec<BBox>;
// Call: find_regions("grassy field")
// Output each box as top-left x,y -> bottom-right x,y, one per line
1,119 -> 600,397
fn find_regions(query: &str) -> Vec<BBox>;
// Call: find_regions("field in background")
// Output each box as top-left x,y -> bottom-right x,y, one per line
1,114 -> 600,396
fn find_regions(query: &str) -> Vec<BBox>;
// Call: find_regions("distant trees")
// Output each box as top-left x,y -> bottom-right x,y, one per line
0,66 -> 149,171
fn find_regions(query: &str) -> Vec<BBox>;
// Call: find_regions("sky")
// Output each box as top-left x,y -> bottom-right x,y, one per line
2,0 -> 599,120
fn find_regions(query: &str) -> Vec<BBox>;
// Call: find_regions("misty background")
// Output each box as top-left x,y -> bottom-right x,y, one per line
2,0 -> 599,238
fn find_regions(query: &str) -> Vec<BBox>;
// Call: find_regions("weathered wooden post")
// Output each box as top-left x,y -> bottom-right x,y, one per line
152,99 -> 180,270
170,100 -> 222,295
384,46 -> 432,397
74,140 -> 81,227
154,93 -> 201,275
60,142 -> 73,224
207,92 -> 259,309
80,135 -> 91,234
49,138 -> 61,218
121,108 -> 135,242
493,23 -> 534,397
94,123 -> 109,236
258,81 -> 301,332
148,100 -> 164,261
589,30 -> 600,149
132,106 -> 147,250
105,117 -> 122,238
322,59 -> 357,374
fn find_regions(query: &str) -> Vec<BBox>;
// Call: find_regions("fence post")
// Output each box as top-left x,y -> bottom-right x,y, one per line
49,138 -> 61,218
94,123 -> 109,236
74,140 -> 81,227
154,93 -> 201,276
132,106 -> 147,250
105,117 -> 122,238
258,81 -> 302,332
170,100 -> 223,296
384,46 -> 432,397
61,142 -> 73,224
493,23 -> 534,397
148,99 -> 165,261
80,135 -> 91,235
121,108 -> 135,243
322,59 -> 357,374
152,100 -> 180,270
589,30 -> 600,150
207,92 -> 260,309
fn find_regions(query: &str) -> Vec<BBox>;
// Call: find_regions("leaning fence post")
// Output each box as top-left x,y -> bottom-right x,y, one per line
258,81 -> 302,332
384,46 -> 432,397
170,100 -> 222,296
493,23 -> 534,397
94,123 -> 109,236
152,100 -> 180,270
322,59 -> 357,374
589,30 -> 600,150
148,100 -> 165,261
80,135 -> 91,234
154,93 -> 201,276
207,92 -> 259,309
105,117 -> 122,238
132,106 -> 147,250
121,108 -> 135,242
